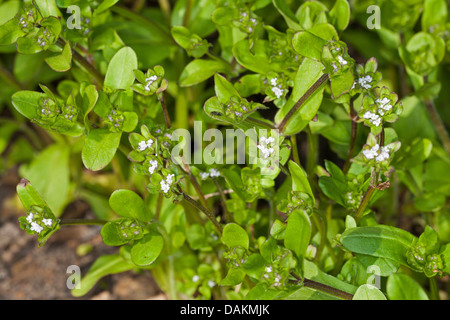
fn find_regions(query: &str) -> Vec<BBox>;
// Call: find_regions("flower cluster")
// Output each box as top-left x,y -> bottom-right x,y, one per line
114,218 -> 144,242
132,66 -> 167,96
39,97 -> 58,121
277,191 -> 313,215
353,133 -> 401,169
322,41 -> 354,76
160,173 -> 175,194
138,138 -> 154,152
262,264 -> 284,288
37,94 -> 80,125
18,7 -> 38,32
262,72 -> 292,104
257,136 -> 276,159
223,247 -> 248,269
358,87 -> 402,134
234,10 -> 259,34
18,206 -> 59,243
104,108 -> 124,132
199,168 -> 221,180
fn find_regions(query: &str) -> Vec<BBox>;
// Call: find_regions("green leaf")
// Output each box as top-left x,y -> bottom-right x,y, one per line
303,259 -> 357,295
94,0 -> 119,15
318,176 -> 347,206
292,27 -> 335,61
104,47 -> 138,90
329,0 -> 350,32
288,161 -> 314,204
81,84 -> 98,130
422,0 -> 447,32
214,73 -> 240,104
274,58 -> 325,135
0,17 -> 24,45
82,128 -> 121,171
242,254 -> 266,279
45,40 -> 72,72
16,178 -> 49,211
33,0 -> 61,17
11,90 -> 44,120
71,254 -> 135,297
284,209 -> 311,259
130,226 -> 164,266
179,59 -> 230,87
341,225 -> 417,267
352,284 -> 387,300
330,69 -> 354,98
109,189 -> 151,222
222,223 -> 249,249
19,144 -> 70,217
220,268 -> 246,286
272,0 -> 301,30
386,273 -> 429,300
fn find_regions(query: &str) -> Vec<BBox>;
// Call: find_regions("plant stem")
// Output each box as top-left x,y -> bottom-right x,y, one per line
158,92 -> 172,128
212,177 -> 232,223
57,38 -> 104,88
277,73 -> 329,133
343,98 -> 357,174
59,219 -> 107,226
181,192 -> 223,235
425,99 -> 450,155
290,134 -> 301,166
0,61 -> 24,90
290,273 -> 353,300
245,117 -> 276,129
429,277 -> 440,300
354,185 -> 375,222
155,193 -> 164,220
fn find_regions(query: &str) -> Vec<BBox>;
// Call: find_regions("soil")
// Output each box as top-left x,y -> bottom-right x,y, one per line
0,166 -> 166,300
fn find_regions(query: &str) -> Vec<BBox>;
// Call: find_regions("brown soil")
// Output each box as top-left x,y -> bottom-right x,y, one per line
0,167 -> 166,300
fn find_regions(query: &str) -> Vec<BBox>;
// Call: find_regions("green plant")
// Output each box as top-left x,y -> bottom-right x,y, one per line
2,0 -> 450,301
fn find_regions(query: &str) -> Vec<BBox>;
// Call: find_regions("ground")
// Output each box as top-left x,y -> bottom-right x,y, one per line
0,166 -> 165,300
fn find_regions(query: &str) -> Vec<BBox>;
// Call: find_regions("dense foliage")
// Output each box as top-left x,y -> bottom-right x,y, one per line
1,0 -> 450,300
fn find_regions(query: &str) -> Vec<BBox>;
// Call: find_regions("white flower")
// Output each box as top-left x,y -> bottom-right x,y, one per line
160,173 -> 175,194
362,111 -> 381,126
265,266 -> 273,273
42,218 -> 53,227
144,75 -> 158,91
272,86 -> 284,99
26,212 -> 34,223
362,144 -> 390,162
258,136 -> 276,159
138,141 -> 147,151
199,172 -> 210,180
234,111 -> 242,117
376,146 -> 390,162
332,63 -> 338,72
138,139 -> 153,152
358,75 -> 373,89
362,144 -> 379,160
148,160 -> 158,175
207,280 -> 216,288
30,222 -> 43,234
376,97 -> 392,113
192,275 -> 200,282
270,78 -> 278,86
337,55 -> 347,65
209,168 -> 220,177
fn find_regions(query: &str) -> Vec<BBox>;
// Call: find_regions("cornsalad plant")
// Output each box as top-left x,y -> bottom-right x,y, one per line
2,0 -> 450,300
